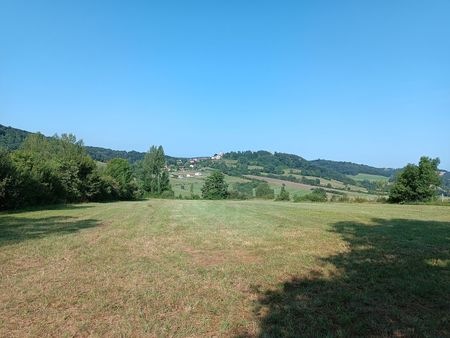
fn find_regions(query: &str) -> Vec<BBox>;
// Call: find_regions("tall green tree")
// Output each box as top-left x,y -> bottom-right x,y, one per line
201,171 -> 228,199
275,183 -> 290,201
104,158 -> 138,199
389,156 -> 441,203
142,145 -> 171,195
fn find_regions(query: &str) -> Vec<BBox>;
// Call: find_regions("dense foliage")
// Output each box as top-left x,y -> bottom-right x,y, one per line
139,146 -> 172,196
227,180 -> 277,200
104,158 -> 139,200
201,171 -> 228,199
0,124 -> 29,150
275,184 -> 290,201
229,181 -> 257,199
85,146 -> 145,163
389,157 -> 441,203
0,124 -> 183,165
294,188 -> 328,202
255,182 -> 275,199
0,133 -> 140,210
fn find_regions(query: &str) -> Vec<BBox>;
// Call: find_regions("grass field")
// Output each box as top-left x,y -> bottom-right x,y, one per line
1,200 -> 449,337
282,170 -> 365,191
348,173 -> 390,182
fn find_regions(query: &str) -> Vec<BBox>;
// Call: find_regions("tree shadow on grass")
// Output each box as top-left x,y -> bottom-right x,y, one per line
1,203 -> 95,215
246,218 -> 450,337
0,215 -> 100,246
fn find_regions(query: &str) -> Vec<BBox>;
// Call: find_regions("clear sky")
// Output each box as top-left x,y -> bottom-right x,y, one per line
1,0 -> 449,169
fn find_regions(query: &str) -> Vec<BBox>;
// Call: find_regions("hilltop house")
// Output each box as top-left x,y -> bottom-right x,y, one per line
211,152 -> 224,160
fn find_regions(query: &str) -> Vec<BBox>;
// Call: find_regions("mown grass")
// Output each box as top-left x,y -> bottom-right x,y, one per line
348,173 -> 390,182
1,200 -> 449,337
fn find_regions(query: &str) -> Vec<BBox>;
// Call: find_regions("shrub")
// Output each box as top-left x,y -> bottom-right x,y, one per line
160,190 -> 175,199
255,182 -> 275,199
294,188 -> 327,202
228,190 -> 249,200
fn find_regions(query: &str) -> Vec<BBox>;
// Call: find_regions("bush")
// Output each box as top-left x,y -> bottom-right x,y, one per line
255,182 -> 274,199
294,188 -> 327,202
232,181 -> 258,199
160,190 -> 175,199
353,196 -> 368,203
330,195 -> 339,202
104,158 -> 139,200
228,190 -> 249,200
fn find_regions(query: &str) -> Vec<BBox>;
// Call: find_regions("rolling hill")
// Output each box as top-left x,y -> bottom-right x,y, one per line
1,123 -> 447,195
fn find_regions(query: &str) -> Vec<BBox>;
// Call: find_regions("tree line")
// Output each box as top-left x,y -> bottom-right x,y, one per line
0,134 -> 173,210
0,132 -> 444,209
0,123 -> 185,165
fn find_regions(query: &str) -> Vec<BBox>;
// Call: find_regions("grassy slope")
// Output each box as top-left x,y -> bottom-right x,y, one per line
1,200 -> 449,337
348,173 -> 390,182
245,174 -> 379,199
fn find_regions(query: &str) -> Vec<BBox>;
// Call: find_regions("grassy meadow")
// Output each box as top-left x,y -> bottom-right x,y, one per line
1,200 -> 449,337
348,173 -> 390,182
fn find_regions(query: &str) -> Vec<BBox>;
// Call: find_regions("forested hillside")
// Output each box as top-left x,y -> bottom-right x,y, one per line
310,159 -> 396,177
0,124 -> 29,150
222,151 -> 357,184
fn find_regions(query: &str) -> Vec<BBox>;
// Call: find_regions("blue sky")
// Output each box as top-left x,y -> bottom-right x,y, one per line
1,0 -> 449,169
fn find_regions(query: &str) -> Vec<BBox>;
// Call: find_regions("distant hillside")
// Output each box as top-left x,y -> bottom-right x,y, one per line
84,146 -> 146,163
442,171 -> 450,192
2,123 -> 447,193
310,159 -> 397,177
0,124 -> 29,150
222,151 -> 357,185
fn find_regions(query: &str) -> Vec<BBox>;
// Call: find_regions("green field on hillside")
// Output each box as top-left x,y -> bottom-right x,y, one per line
348,173 -> 390,182
170,170 -> 249,198
245,174 -> 381,200
1,200 -> 449,337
